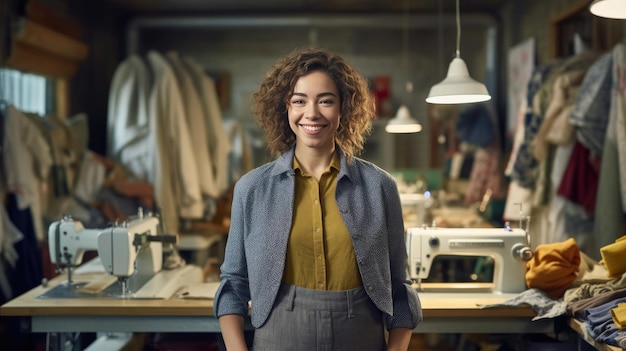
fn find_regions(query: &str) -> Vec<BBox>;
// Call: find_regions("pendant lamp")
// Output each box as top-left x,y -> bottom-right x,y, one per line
386,0 -> 422,134
426,0 -> 491,104
589,0 -> 626,19
385,105 -> 422,133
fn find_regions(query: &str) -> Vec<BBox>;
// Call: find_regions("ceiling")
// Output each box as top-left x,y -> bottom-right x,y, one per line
103,0 -> 510,17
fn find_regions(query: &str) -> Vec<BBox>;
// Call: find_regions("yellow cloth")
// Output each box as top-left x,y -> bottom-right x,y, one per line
612,303 -> 626,329
525,238 -> 580,299
283,153 -> 361,290
600,235 -> 626,278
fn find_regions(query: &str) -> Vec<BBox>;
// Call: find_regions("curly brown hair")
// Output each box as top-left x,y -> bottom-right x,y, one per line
252,47 -> 375,162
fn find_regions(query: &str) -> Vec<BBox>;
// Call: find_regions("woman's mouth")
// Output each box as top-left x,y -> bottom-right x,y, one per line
300,124 -> 325,133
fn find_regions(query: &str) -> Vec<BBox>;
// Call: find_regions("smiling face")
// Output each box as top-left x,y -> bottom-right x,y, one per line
288,70 -> 341,155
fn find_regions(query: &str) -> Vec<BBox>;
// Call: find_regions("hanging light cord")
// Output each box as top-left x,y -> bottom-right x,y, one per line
402,0 -> 409,72
403,0 -> 413,95
455,0 -> 461,58
437,0 -> 444,77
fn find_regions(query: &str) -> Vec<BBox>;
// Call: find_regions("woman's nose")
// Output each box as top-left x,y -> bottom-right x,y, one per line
304,103 -> 319,118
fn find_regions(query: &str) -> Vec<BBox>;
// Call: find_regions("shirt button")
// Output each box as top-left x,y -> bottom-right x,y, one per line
316,228 -> 321,232
314,199 -> 319,204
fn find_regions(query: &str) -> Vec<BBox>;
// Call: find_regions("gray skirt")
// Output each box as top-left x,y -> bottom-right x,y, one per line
252,284 -> 385,351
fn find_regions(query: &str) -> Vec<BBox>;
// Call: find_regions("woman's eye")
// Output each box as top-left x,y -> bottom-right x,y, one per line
291,99 -> 304,105
320,99 -> 334,105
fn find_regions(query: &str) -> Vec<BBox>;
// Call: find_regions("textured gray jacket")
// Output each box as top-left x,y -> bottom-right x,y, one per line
214,147 -> 422,329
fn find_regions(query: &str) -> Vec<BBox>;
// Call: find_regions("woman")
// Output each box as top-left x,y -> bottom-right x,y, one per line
214,47 -> 422,350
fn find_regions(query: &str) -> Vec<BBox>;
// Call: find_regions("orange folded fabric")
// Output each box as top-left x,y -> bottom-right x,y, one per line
525,238 -> 581,299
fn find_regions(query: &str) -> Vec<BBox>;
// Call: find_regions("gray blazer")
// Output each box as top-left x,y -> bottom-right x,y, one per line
214,147 -> 422,329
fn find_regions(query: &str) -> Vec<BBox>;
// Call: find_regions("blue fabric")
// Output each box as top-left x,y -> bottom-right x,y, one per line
583,296 -> 626,323
479,288 -> 567,321
6,193 -> 42,297
583,296 -> 626,343
214,147 -> 422,330
5,193 -> 46,350
456,104 -> 494,148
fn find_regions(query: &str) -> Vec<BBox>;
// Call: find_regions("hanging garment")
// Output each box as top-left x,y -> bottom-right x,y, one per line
183,57 -> 232,195
223,119 -> 255,184
608,43 -> 626,212
465,146 -> 503,205
593,43 -> 626,259
2,104 -> 53,242
166,51 -> 220,199
512,52 -> 597,190
147,50 -> 203,232
547,140 -> 575,244
509,63 -> 554,189
569,51 -> 613,158
6,192 -> 42,298
456,103 -> 495,148
107,55 -> 154,181
0,195 -> 23,301
532,69 -> 586,161
556,140 -> 600,215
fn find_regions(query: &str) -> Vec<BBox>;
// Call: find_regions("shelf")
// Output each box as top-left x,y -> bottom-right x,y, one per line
568,318 -> 622,351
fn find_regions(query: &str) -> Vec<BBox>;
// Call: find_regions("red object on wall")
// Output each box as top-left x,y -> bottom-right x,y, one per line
372,76 -> 391,118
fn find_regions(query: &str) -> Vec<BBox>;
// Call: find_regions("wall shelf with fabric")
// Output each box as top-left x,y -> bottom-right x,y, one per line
1,1 -> 89,119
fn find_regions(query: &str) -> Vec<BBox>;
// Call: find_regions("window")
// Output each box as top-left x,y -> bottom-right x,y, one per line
0,67 -> 51,116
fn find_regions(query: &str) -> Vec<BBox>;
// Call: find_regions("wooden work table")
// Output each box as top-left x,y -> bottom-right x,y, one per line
1,271 -> 552,335
5,272 -> 623,350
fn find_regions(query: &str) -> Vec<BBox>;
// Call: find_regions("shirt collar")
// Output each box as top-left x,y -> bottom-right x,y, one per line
292,151 -> 340,176
272,146 -> 357,185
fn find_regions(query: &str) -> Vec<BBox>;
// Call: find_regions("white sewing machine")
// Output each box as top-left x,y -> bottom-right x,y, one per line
47,209 -> 178,296
406,226 -> 533,294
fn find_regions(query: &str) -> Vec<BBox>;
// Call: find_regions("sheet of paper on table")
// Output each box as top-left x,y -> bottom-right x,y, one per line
179,282 -> 220,299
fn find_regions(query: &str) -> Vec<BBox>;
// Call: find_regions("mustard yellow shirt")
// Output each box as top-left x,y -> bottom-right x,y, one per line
283,153 -> 362,290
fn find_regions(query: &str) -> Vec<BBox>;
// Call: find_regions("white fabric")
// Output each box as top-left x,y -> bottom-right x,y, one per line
73,151 -> 107,204
3,105 -> 53,241
147,51 -> 203,232
449,152 -> 464,180
224,119 -> 255,184
503,180 -> 532,222
107,51 -> 236,231
547,140 -> 575,244
184,57 -> 232,195
505,99 -> 527,176
106,55 -> 153,181
166,52 -> 220,198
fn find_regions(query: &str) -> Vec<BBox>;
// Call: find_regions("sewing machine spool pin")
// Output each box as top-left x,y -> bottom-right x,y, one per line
513,202 -> 532,248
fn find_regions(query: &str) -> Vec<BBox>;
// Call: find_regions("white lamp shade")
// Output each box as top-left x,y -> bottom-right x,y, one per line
426,57 -> 491,104
385,105 -> 422,133
590,0 -> 626,19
